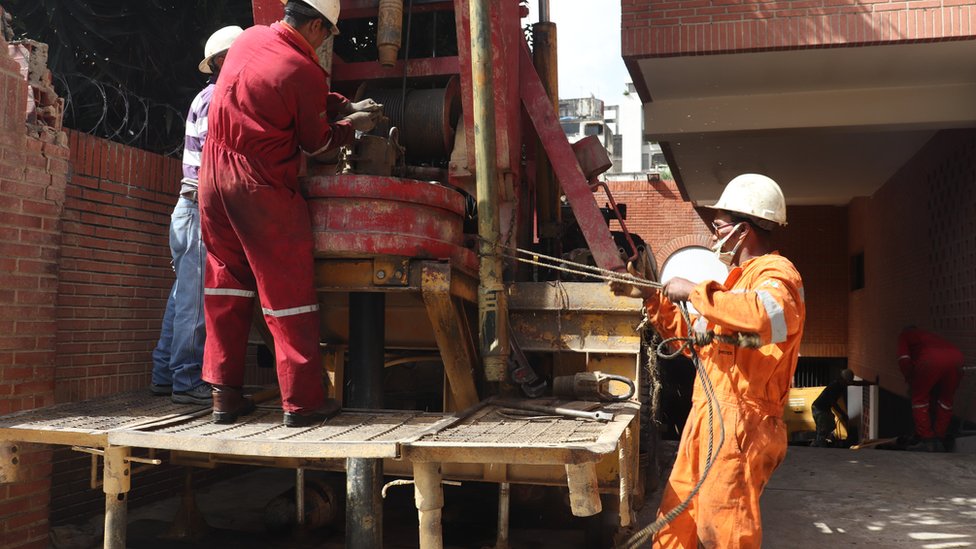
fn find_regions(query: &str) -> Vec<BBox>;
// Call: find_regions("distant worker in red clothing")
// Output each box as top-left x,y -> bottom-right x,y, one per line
199,0 -> 381,426
897,326 -> 964,452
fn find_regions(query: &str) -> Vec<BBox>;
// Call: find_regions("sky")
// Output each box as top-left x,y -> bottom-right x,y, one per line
524,0 -> 633,106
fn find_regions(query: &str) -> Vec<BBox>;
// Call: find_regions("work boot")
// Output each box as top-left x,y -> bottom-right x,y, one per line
150,383 -> 173,396
172,383 -> 213,406
211,386 -> 256,424
810,434 -> 829,448
282,398 -> 342,428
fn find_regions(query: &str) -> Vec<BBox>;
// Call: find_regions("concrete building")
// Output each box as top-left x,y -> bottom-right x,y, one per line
621,0 -> 976,426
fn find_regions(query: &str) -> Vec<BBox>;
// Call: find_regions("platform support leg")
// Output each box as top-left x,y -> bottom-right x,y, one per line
414,461 -> 444,549
346,292 -> 385,548
103,446 -> 130,549
566,462 -> 602,517
495,481 -> 511,549
0,442 -> 20,483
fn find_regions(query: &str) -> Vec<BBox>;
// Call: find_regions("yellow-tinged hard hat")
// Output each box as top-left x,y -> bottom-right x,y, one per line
199,25 -> 244,74
707,173 -> 787,227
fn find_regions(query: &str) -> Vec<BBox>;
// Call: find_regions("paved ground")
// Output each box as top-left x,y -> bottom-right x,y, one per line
52,442 -> 976,548
761,445 -> 976,548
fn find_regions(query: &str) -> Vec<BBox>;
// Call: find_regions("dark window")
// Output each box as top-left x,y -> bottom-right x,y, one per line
851,252 -> 865,290
560,122 -> 580,135
584,123 -> 603,136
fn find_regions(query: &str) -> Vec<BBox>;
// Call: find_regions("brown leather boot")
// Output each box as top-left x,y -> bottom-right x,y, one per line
211,385 -> 256,424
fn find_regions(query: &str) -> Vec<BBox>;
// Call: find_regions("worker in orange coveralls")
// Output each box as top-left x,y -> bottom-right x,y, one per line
897,326 -> 964,452
611,173 -> 805,548
198,0 -> 380,426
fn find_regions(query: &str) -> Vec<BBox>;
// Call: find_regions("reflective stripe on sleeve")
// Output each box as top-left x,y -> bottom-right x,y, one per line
798,286 -> 805,303
204,288 -> 256,298
912,402 -> 929,409
938,400 -> 953,411
262,304 -> 320,318
756,289 -> 787,344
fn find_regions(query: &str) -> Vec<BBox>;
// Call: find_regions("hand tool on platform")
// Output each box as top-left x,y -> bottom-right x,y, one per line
552,371 -> 635,402
494,399 -> 613,421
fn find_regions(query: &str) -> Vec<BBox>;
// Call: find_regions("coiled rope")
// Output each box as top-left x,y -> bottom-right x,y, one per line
490,244 -> 756,547
623,303 -> 726,548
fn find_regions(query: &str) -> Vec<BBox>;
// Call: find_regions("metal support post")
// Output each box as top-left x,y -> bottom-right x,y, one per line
469,0 -> 509,381
346,292 -> 385,548
296,468 -> 306,528
414,462 -> 444,549
495,482 -> 511,549
532,19 -> 560,270
103,446 -> 131,549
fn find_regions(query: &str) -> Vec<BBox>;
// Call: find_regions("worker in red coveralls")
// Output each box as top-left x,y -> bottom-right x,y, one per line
198,0 -> 380,426
897,326 -> 964,452
611,173 -> 805,548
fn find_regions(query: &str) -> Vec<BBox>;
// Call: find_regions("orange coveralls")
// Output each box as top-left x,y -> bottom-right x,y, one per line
645,253 -> 805,548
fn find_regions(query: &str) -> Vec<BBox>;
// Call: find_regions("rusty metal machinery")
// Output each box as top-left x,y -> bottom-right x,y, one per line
303,171 -> 477,270
358,77 -> 461,163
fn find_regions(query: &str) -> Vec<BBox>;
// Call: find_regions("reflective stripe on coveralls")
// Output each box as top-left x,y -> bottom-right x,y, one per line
644,252 -> 805,548
199,22 -> 356,414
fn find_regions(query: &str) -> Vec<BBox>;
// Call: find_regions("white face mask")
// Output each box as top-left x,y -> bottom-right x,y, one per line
711,222 -> 747,266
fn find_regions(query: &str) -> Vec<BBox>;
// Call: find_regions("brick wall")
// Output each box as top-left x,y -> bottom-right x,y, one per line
0,36 -> 66,549
848,129 -> 976,423
604,178 -> 712,269
603,179 -> 849,358
55,131 -> 181,401
622,0 -> 976,58
49,132 -> 277,527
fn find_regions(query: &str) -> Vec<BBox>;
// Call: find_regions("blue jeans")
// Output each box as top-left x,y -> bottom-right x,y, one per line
151,197 -> 207,392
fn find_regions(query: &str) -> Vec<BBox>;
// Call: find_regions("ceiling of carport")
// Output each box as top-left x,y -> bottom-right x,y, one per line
632,40 -> 976,206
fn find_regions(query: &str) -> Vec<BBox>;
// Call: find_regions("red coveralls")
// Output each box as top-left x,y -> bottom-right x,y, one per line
198,22 -> 354,413
646,253 -> 805,548
897,328 -> 964,439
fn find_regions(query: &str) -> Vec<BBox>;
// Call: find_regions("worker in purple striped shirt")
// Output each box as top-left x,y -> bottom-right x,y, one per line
150,26 -> 244,405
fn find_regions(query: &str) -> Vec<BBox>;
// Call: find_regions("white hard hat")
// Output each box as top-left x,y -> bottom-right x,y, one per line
199,25 -> 244,74
281,0 -> 341,35
707,173 -> 787,227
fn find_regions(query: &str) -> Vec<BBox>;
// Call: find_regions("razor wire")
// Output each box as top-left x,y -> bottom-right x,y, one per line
53,72 -> 187,157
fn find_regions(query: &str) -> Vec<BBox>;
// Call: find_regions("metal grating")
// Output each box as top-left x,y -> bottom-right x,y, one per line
420,403 -> 626,446
138,407 -> 449,443
0,390 -> 207,434
106,405 -> 455,459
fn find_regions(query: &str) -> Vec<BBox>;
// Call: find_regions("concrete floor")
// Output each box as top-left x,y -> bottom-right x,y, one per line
52,443 -> 976,548
761,446 -> 976,548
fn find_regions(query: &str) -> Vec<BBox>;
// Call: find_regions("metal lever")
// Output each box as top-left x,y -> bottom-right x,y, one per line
495,399 -> 613,422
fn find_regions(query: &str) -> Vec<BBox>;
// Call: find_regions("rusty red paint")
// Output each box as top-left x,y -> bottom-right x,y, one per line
252,0 -> 283,25
332,56 -> 460,83
304,175 -> 476,269
518,43 -> 626,274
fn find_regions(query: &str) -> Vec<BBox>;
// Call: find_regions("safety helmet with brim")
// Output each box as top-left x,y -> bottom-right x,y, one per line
280,0 -> 340,35
199,25 -> 244,74
706,173 -> 787,229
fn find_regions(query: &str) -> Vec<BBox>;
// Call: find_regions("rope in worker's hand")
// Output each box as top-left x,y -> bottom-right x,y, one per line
623,304 -> 727,548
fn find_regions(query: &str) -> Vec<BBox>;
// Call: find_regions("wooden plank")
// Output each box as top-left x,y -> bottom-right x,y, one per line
421,262 -> 480,410
107,430 -> 401,459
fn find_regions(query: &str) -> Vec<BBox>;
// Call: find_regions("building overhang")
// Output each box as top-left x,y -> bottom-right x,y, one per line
627,40 -> 976,206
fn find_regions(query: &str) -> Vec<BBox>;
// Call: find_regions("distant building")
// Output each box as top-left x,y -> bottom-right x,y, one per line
558,97 -> 614,162
560,86 -> 667,177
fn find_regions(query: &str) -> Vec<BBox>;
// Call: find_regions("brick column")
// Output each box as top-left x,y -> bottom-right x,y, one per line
0,36 -> 67,549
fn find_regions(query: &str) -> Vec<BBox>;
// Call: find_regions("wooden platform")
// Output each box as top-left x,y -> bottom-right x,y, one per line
0,390 -> 637,463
